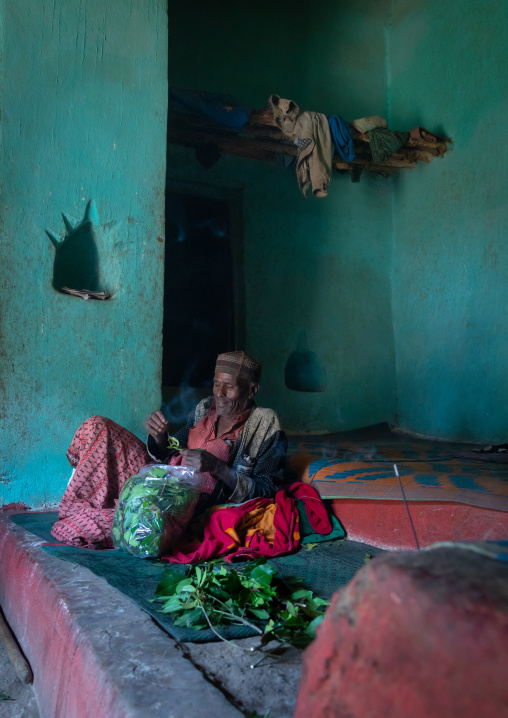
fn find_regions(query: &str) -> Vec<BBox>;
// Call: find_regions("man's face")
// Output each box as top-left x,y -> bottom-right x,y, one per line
213,371 -> 258,417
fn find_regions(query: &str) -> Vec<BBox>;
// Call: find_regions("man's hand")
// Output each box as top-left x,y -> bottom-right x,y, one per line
180,449 -> 237,490
144,411 -> 169,447
180,449 -> 223,474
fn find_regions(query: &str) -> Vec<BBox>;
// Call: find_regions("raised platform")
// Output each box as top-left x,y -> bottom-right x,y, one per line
0,510 -> 380,718
287,424 -> 508,550
0,511 -> 243,718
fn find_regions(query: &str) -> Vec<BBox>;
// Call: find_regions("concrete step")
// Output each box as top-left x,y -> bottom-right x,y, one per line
0,512 -> 243,718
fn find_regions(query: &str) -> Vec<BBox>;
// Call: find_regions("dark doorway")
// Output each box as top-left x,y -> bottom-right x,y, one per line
162,192 -> 239,390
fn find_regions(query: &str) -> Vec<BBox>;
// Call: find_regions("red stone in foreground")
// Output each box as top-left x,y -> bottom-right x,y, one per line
295,548 -> 508,718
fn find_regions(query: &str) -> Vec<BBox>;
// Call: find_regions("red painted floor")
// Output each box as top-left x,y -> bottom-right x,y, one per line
330,498 -> 508,550
288,424 -> 508,550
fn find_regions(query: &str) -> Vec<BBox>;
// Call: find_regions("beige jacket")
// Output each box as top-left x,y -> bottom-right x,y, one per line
294,111 -> 332,198
270,94 -> 332,198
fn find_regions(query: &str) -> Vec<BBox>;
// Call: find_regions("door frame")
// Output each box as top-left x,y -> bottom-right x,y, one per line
164,178 -> 246,353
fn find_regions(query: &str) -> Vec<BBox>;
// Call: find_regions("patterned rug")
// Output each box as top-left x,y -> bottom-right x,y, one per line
287,427 -> 508,511
10,512 -> 382,643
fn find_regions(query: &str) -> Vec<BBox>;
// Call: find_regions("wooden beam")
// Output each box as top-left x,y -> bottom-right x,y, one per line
167,125 -> 420,171
167,107 -> 452,176
167,125 -> 297,158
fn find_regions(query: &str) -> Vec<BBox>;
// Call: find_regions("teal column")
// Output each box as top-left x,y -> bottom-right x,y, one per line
0,0 -> 168,506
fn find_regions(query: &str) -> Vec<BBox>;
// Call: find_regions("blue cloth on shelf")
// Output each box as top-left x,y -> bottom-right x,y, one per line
328,115 -> 355,162
168,88 -> 251,131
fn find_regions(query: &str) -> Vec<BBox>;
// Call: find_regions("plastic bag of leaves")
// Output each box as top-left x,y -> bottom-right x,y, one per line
111,464 -> 203,558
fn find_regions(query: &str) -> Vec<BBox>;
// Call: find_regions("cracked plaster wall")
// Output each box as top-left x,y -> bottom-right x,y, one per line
388,0 -> 508,442
0,0 -> 168,506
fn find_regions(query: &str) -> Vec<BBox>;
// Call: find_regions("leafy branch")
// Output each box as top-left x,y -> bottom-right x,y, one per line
154,558 -> 328,663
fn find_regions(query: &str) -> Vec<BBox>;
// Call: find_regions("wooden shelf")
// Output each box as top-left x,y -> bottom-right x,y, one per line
167,108 -> 452,177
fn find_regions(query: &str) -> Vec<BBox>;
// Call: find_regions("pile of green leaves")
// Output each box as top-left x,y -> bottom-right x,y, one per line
154,558 -> 328,655
111,466 -> 198,557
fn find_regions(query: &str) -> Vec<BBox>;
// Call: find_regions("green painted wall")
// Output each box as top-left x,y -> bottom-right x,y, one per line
4,0 -> 501,509
170,0 -> 508,442
389,0 -> 508,441
168,0 -> 397,433
0,0 -> 168,506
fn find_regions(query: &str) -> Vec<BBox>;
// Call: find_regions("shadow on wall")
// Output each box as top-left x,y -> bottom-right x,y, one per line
285,332 -> 327,392
45,200 -> 119,299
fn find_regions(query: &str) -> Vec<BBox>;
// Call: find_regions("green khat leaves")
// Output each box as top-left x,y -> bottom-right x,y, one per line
111,466 -> 199,558
167,436 -> 180,451
154,558 -> 329,657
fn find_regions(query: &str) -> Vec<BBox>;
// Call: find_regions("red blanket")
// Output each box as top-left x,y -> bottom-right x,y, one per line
163,482 -> 332,564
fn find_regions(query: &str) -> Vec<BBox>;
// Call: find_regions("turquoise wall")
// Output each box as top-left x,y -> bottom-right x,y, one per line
168,0 -> 397,433
0,0 -> 168,506
3,0 -> 503,509
170,0 -> 508,442
389,0 -> 508,441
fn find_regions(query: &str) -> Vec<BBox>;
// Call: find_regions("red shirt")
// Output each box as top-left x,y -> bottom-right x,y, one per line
171,403 -> 252,494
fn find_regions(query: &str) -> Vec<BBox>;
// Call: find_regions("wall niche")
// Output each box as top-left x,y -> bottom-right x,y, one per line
46,200 -> 112,300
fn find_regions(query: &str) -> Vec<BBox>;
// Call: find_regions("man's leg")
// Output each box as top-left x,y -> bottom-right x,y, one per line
51,416 -> 151,548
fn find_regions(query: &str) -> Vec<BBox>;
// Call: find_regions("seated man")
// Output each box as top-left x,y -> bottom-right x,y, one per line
51,351 -> 287,549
